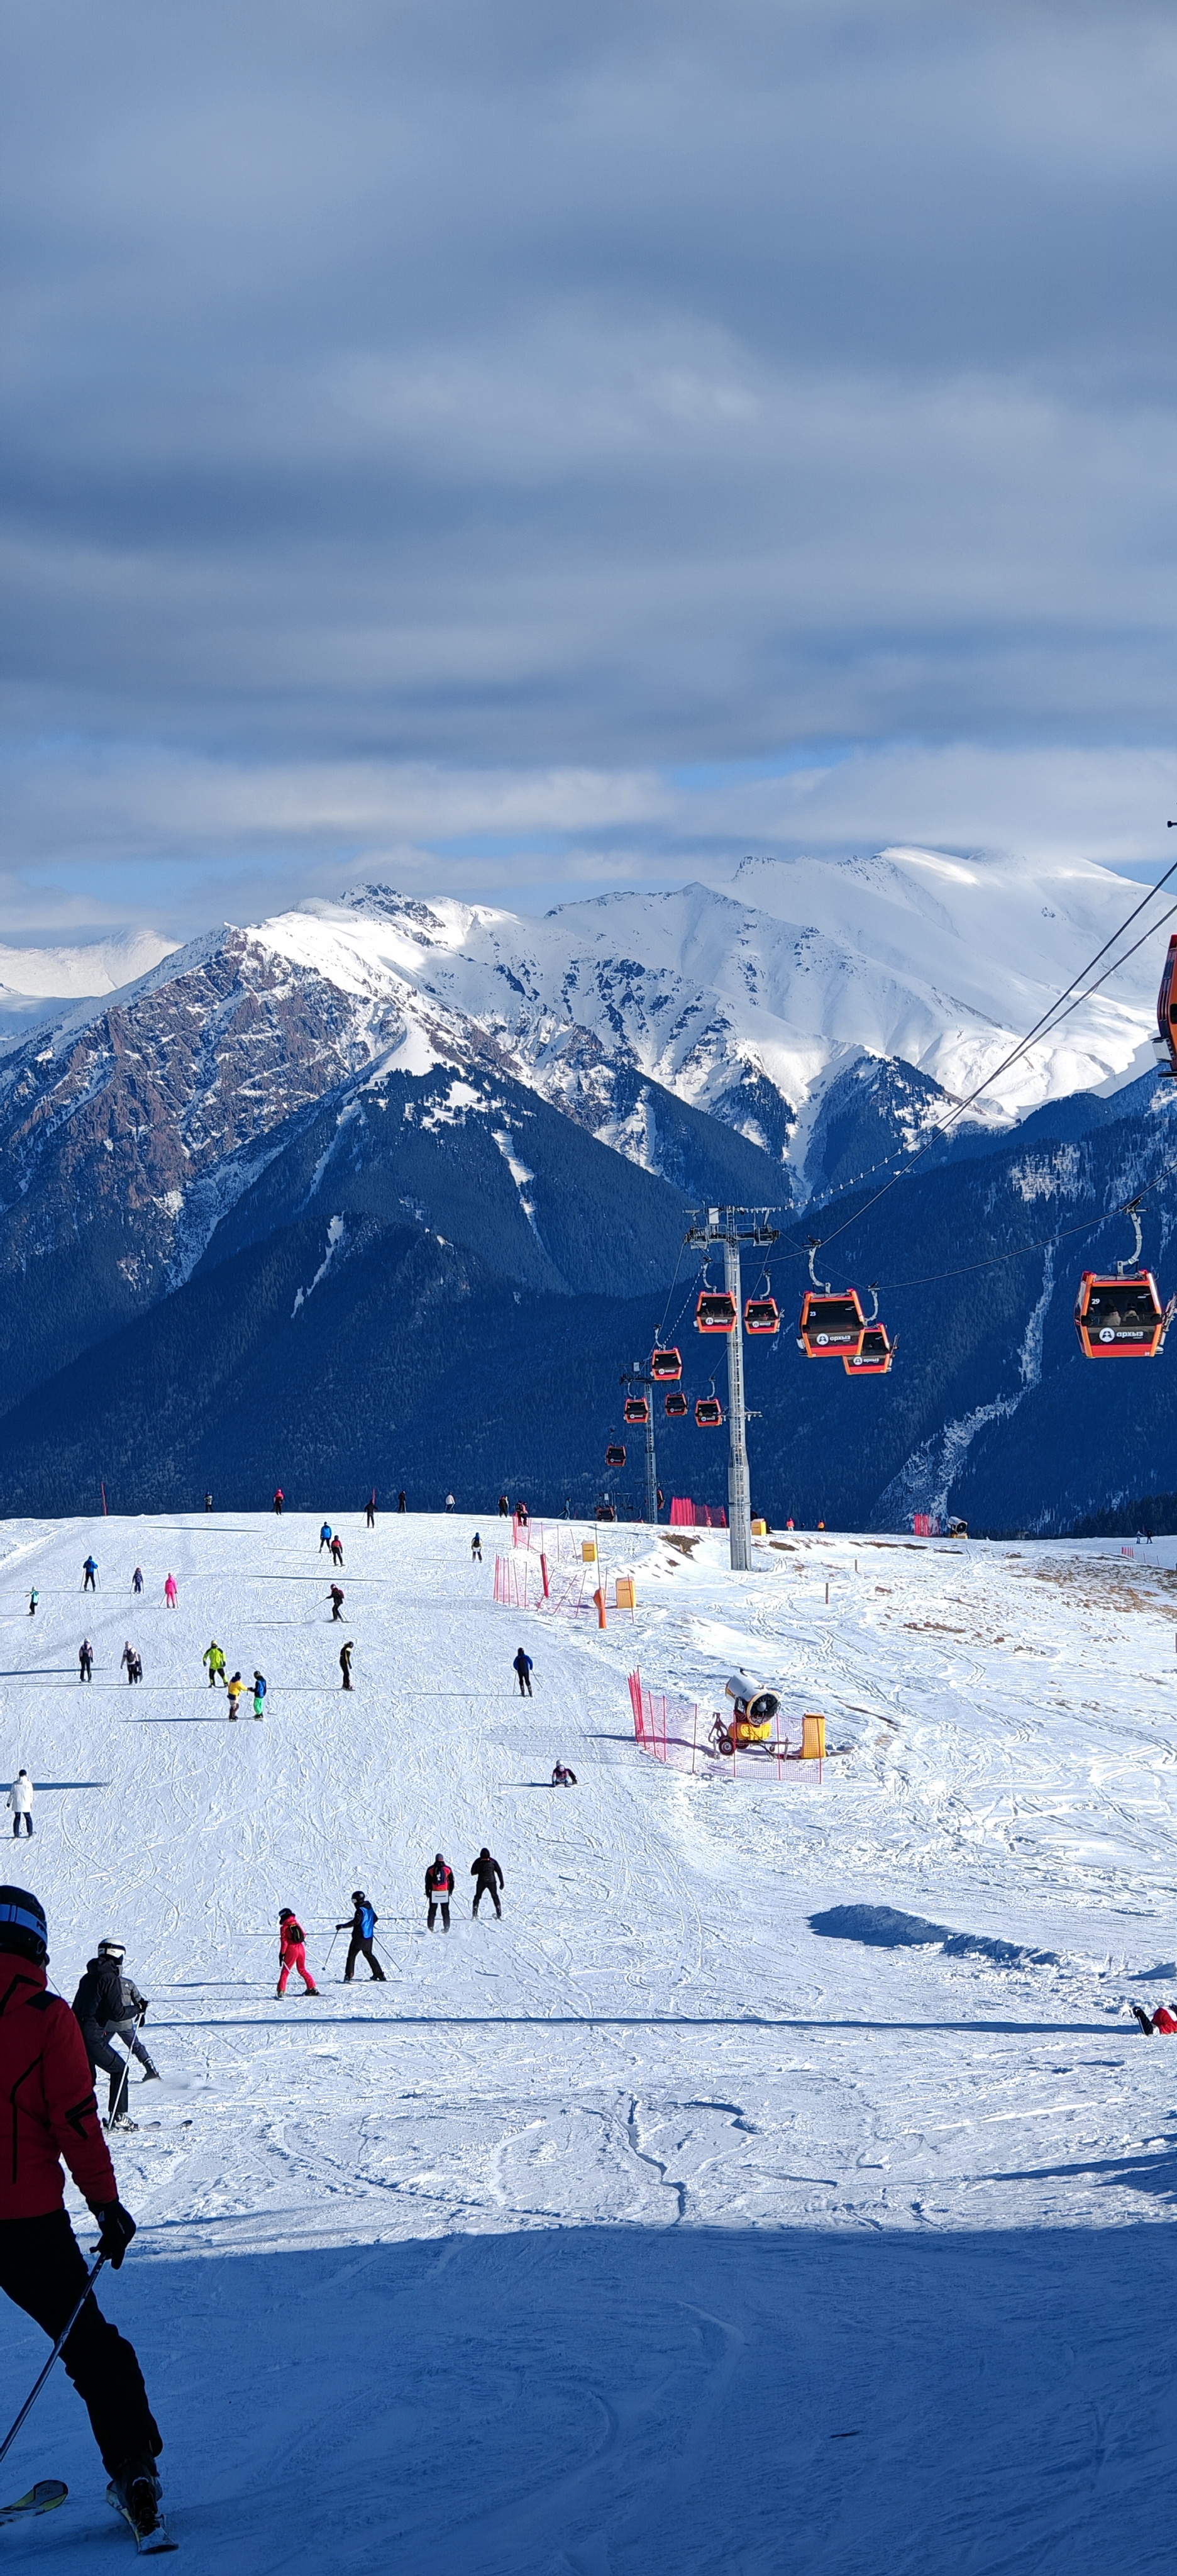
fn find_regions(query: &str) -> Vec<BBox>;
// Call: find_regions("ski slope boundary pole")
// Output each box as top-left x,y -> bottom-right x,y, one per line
0,2255 -> 106,2469
108,2005 -> 147,2129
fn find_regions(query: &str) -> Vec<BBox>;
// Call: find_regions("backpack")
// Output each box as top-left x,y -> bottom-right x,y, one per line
284,1918 -> 304,1947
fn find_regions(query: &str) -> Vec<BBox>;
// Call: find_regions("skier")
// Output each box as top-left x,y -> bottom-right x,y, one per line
336,1891 -> 385,1982
226,1670 -> 244,1720
8,1772 -> 33,1838
397,1490 -> 407,1513
1131,2002 -> 1177,2035
82,1554 -> 97,1592
445,1493 -> 455,1512
275,1909 -> 318,1997
163,1574 -> 177,1609
329,1534 -> 344,1568
204,1491 -> 213,1513
273,1488 -> 284,1515
0,1885 -> 166,2547
470,1848 -> 504,1918
471,1531 -> 482,1561
328,1582 -> 345,1620
425,1853 -> 454,1933
72,1940 -> 160,2129
552,1762 -> 578,1787
130,1650 -> 143,1684
499,1494 -> 510,1518
252,1670 -> 267,1719
28,1586 -> 37,1616
340,1640 -> 355,1691
202,1639 -> 228,1688
319,1522 -> 333,1554
120,1641 -> 137,1685
132,1565 -> 143,1595
513,1646 -> 533,1697
366,1492 -> 377,1529
79,1638 -> 94,1682
516,1501 -> 529,1528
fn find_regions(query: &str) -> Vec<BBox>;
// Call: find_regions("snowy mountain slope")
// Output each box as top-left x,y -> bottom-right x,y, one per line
3,1507 -> 1177,2573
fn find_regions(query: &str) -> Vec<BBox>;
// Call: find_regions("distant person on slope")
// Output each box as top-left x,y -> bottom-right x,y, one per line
445,1493 -> 455,1512
252,1670 -> 267,1719
552,1762 -> 577,1787
329,1535 -> 344,1569
366,1492 -> 377,1528
82,1555 -> 97,1592
340,1640 -> 355,1690
513,1646 -> 533,1697
120,1641 -> 137,1685
72,1940 -> 160,2129
79,1639 -> 94,1682
276,1909 -> 318,1997
163,1574 -> 178,1609
499,1494 -> 510,1518
425,1855 -> 454,1933
204,1492 -> 213,1512
471,1531 -> 482,1561
273,1489 -> 284,1514
132,1565 -> 144,1595
202,1640 -> 228,1688
337,1891 -> 385,1982
1131,2003 -> 1177,2035
0,1885 -> 166,2548
398,1490 -> 407,1513
319,1523 -> 333,1554
28,1587 -> 37,1617
470,1848 -> 504,1919
328,1582 -> 345,1621
226,1671 -> 244,1719
8,1772 -> 33,1838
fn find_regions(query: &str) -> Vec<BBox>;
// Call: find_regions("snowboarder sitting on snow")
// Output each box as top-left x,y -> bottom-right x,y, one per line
470,1848 -> 504,1918
513,1646 -> 533,1697
202,1640 -> 228,1688
276,1909 -> 318,1997
337,1891 -> 385,1981
79,1638 -> 94,1682
72,1940 -> 160,2129
0,1885 -> 166,2547
471,1531 -> 482,1560
8,1771 -> 33,1837
425,1855 -> 454,1932
1131,2003 -> 1177,2035
329,1582 -> 345,1620
319,1521 -> 333,1553
226,1670 -> 244,1719
552,1762 -> 577,1787
252,1670 -> 267,1719
82,1554 -> 97,1591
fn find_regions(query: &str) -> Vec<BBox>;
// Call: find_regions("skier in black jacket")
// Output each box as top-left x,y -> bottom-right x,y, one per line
470,1849 -> 504,1918
72,1942 -> 161,2129
425,1855 -> 453,1931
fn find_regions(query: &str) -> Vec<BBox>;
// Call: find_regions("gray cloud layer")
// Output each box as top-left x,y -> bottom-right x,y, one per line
2,1 -> 1174,933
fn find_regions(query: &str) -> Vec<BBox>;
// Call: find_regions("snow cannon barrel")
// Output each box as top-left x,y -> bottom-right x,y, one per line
724,1672 -> 780,1743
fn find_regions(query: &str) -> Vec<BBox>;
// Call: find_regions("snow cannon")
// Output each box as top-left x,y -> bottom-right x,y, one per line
723,1671 -> 780,1745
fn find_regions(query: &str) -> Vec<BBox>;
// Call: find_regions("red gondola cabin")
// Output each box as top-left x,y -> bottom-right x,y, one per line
798,1289 -> 867,1359
650,1346 -> 683,1380
744,1296 -> 780,1335
844,1323 -> 895,1377
695,1291 -> 737,1334
695,1394 -> 724,1426
605,1443 -> 626,1466
1074,1272 -> 1167,1359
664,1389 -> 688,1417
624,1395 -> 649,1425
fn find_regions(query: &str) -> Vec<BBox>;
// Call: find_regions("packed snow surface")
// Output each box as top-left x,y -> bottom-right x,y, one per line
3,1509 -> 1177,2573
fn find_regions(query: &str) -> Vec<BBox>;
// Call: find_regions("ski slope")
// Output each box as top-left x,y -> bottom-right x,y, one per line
3,1509 -> 1177,2574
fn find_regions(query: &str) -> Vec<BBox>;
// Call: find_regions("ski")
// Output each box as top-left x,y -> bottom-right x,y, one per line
0,2479 -> 67,2525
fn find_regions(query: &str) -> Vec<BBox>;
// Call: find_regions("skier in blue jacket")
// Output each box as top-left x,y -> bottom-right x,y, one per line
336,1892 -> 385,1982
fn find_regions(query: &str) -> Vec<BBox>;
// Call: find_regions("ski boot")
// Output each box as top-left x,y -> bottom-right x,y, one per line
107,2457 -> 174,2552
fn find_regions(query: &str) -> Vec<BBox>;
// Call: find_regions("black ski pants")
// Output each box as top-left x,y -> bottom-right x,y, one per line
472,1883 -> 501,1918
426,1902 -> 451,1931
0,2209 -> 161,2480
345,1935 -> 385,1982
516,1668 -> 532,1695
11,1813 -> 31,1836
83,1570 -> 96,1591
82,2021 -> 159,2118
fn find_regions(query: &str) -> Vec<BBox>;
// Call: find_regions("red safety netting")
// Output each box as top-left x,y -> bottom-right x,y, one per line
627,1671 -> 822,1782
669,1499 -> 728,1528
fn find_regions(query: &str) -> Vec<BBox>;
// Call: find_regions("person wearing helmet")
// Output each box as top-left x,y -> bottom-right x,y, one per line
425,1854 -> 454,1933
336,1892 -> 385,1981
0,1885 -> 166,2546
276,1909 -> 318,1997
71,1940 -> 161,2130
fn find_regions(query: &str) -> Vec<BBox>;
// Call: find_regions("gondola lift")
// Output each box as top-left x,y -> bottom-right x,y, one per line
843,1288 -> 895,1376
664,1389 -> 688,1418
624,1394 -> 649,1426
798,1241 -> 867,1359
1074,1201 -> 1174,1359
744,1274 -> 780,1335
695,1267 -> 737,1334
695,1385 -> 724,1427
605,1442 -> 627,1467
650,1346 -> 683,1380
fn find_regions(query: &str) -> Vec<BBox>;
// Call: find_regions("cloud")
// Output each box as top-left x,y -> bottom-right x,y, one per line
1,2 -> 1174,935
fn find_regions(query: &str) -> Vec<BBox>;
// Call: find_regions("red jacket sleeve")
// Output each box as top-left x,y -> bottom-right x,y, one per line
43,1999 -> 118,2207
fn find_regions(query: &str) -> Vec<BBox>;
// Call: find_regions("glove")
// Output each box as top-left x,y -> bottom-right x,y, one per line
92,2201 -> 137,2270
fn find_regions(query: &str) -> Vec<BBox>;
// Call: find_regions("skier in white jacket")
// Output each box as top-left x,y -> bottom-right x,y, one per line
8,1770 -> 33,1838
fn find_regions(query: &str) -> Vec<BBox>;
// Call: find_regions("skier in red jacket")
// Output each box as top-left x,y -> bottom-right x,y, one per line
0,1885 -> 165,2546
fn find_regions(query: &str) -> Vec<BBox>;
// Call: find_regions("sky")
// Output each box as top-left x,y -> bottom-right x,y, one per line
1,0 -> 1175,946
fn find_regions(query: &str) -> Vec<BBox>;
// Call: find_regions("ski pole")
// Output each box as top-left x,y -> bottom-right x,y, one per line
322,1929 -> 340,1977
373,1938 -> 399,1977
0,2255 -> 106,2469
108,2004 -> 146,2129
